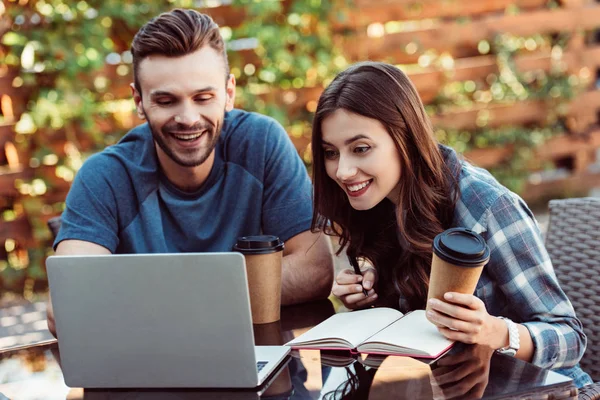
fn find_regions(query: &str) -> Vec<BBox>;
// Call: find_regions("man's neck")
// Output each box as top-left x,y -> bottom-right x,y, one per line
157,150 -> 216,193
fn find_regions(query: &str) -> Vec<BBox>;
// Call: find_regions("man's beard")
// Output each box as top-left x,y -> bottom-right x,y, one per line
148,116 -> 223,168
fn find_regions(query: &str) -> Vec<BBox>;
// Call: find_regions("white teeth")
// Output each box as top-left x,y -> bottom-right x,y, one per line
347,181 -> 370,192
174,132 -> 202,141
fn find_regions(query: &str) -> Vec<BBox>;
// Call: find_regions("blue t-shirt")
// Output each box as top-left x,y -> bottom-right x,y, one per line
55,109 -> 313,253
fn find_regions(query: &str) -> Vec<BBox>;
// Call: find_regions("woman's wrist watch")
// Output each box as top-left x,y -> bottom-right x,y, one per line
496,317 -> 520,356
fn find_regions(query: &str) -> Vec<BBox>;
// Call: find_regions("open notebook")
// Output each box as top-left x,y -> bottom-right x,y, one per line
286,308 -> 454,358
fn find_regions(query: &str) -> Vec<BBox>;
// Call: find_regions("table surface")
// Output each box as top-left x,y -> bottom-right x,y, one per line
0,300 -> 577,400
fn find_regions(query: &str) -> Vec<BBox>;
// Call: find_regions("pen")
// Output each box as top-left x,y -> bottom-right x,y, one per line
347,254 -> 370,297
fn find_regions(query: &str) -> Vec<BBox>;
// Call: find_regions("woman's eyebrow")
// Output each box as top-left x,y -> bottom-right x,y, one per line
322,134 -> 369,146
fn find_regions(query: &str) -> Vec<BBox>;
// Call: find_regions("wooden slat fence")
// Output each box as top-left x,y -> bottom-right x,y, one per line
2,0 -> 600,282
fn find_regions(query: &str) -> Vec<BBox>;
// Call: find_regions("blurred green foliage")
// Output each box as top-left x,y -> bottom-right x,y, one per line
431,32 -> 583,193
1,0 -> 350,297
0,0 -> 584,296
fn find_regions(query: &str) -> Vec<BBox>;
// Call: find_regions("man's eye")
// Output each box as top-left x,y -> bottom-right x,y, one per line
195,96 -> 212,102
156,99 -> 173,106
324,150 -> 338,159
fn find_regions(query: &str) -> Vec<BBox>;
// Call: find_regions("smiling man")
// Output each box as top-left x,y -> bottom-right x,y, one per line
47,9 -> 334,336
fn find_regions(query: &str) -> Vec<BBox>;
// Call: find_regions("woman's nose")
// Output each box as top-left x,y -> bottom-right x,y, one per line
336,157 -> 358,181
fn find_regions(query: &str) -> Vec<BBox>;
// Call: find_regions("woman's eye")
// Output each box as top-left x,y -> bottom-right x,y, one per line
324,149 -> 338,159
354,146 -> 370,154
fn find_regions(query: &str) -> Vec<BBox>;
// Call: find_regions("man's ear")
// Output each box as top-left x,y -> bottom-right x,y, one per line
130,83 -> 146,120
225,74 -> 236,112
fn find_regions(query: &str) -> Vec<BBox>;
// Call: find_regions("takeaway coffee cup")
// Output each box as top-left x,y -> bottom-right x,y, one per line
427,228 -> 490,312
233,235 -> 285,324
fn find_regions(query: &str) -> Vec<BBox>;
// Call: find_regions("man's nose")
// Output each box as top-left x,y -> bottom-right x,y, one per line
336,156 -> 357,181
174,103 -> 201,125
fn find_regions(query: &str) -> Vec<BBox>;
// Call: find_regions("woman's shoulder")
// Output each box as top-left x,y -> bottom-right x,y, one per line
454,159 -> 523,229
441,145 -> 511,209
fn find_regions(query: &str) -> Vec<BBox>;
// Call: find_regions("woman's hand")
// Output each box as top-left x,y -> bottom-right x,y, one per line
331,267 -> 378,309
426,292 -> 507,349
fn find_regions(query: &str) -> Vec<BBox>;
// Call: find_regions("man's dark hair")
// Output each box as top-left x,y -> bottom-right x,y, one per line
131,8 -> 229,94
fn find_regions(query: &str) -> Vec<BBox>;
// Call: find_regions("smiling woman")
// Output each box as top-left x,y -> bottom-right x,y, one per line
312,62 -> 453,313
310,61 -> 593,388
321,109 -> 401,210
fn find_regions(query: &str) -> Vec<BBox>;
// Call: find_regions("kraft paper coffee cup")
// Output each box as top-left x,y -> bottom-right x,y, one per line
427,228 -> 490,313
233,235 -> 284,324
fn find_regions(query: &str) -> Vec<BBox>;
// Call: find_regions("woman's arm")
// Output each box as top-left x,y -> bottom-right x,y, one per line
428,193 -> 586,369
485,193 -> 586,368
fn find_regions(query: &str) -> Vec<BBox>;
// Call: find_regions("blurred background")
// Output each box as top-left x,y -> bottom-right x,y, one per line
2,0 -> 600,309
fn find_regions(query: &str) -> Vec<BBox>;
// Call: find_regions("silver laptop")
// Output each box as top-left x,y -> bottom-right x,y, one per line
46,252 -> 290,388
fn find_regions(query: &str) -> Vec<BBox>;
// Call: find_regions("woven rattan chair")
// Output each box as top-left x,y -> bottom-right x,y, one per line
545,197 -> 600,399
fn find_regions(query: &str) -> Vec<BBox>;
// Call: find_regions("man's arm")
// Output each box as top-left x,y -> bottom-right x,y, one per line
281,230 -> 334,305
47,240 -> 111,337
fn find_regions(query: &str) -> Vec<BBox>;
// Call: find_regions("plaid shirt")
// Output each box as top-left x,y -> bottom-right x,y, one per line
410,146 -> 591,386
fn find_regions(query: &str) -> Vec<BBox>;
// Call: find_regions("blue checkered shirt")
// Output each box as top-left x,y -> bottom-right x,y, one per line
413,146 -> 591,387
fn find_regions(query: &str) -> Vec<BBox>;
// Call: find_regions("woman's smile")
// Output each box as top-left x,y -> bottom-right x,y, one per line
344,179 -> 373,197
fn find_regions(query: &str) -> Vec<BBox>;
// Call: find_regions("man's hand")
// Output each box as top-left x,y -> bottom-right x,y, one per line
332,266 -> 378,309
46,294 -> 56,337
47,239 -> 111,337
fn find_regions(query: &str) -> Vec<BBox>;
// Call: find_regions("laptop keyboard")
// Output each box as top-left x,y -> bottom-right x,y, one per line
256,361 -> 268,373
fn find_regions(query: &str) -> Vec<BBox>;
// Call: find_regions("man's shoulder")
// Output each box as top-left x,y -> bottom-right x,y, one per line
222,109 -> 282,142
108,123 -> 153,155
77,124 -> 156,181
220,109 -> 292,169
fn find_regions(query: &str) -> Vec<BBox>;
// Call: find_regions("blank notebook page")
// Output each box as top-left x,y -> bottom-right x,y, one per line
359,310 -> 453,355
288,307 -> 402,348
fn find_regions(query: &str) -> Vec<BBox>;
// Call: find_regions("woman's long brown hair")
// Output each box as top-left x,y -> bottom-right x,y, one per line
311,62 -> 459,310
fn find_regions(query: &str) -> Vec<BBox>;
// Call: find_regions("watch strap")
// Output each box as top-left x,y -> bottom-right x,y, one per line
497,316 -> 520,356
